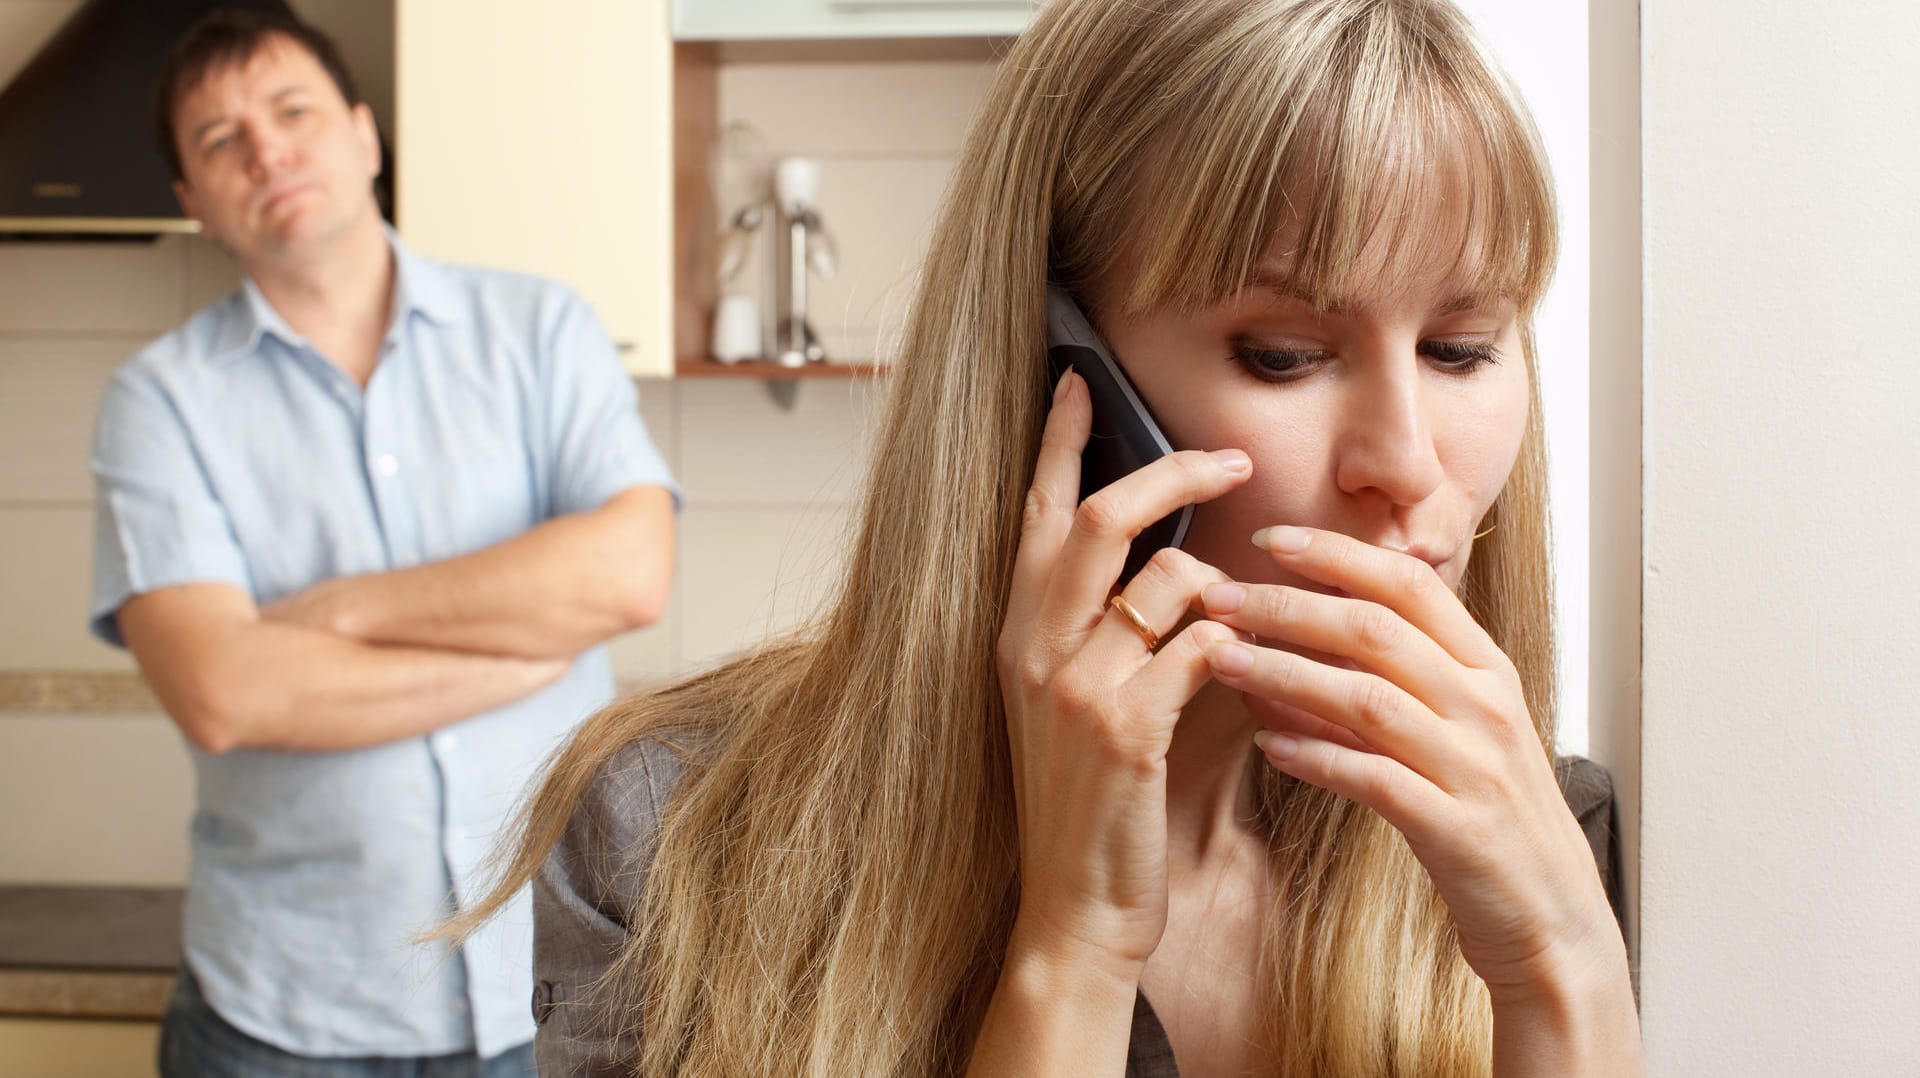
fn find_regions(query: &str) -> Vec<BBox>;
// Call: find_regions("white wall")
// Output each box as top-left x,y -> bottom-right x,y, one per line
1454,1 -> 1593,756
1639,1 -> 1920,1072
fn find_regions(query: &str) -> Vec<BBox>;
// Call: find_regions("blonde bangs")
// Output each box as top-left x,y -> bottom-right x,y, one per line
1097,0 -> 1557,320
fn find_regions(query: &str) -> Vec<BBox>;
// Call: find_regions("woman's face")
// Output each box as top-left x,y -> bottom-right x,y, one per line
1086,228 -> 1531,596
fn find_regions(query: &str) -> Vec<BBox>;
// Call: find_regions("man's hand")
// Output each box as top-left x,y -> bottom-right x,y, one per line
261,577 -> 356,636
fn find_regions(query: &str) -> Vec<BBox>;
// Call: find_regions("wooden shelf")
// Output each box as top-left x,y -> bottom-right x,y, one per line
675,358 -> 889,379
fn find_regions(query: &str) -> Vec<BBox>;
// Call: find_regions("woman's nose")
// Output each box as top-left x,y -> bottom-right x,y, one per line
1331,360 -> 1446,508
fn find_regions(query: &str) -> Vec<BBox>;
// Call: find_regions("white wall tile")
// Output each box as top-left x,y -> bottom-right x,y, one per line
720,60 -> 995,158
182,235 -> 242,314
0,508 -> 131,671
0,237 -> 186,336
810,157 -> 948,355
0,713 -> 190,885
635,375 -> 678,476
604,589 -> 679,685
0,338 -> 125,504
676,504 -> 851,670
674,378 -> 878,506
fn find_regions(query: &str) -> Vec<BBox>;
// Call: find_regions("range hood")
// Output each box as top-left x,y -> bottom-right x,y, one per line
0,0 -> 292,239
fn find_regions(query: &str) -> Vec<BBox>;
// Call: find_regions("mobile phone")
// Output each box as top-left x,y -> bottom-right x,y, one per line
1044,285 -> 1194,586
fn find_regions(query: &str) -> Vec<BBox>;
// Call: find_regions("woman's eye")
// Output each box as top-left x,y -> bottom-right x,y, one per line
1229,339 -> 1504,382
1421,340 -> 1502,373
1230,344 -> 1325,382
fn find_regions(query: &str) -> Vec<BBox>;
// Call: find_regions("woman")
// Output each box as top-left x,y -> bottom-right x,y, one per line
451,0 -> 1642,1073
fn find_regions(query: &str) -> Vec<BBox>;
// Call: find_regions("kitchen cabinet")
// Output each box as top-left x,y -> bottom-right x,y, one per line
674,0 -> 1031,42
395,1 -> 684,378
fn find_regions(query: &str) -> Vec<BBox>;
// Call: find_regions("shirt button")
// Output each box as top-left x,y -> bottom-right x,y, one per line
435,731 -> 459,752
374,453 -> 399,477
450,826 -> 469,842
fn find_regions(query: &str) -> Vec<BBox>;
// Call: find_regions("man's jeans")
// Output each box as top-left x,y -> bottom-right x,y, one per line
159,965 -> 536,1078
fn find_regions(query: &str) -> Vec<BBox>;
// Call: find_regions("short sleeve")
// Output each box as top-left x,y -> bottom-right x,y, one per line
532,736 -> 687,1077
540,289 -> 681,519
88,366 -> 253,647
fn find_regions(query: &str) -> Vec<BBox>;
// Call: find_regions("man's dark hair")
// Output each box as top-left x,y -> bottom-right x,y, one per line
152,8 -> 362,182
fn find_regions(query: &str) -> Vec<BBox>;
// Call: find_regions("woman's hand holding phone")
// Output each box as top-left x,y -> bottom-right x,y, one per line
993,370 -> 1251,985
1196,533 -> 1638,1040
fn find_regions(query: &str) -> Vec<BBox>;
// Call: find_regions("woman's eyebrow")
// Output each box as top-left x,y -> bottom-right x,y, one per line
1435,291 -> 1511,315
1247,269 -> 1350,314
1247,269 -> 1511,317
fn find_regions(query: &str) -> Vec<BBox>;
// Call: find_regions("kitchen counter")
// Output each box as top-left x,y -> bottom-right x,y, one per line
0,671 -> 157,714
0,886 -> 180,1020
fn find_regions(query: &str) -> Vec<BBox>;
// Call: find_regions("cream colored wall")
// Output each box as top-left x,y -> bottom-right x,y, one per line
1639,0 -> 1920,1072
0,6 -> 983,887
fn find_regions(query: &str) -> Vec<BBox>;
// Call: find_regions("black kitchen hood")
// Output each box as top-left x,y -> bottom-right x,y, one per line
0,0 -> 294,240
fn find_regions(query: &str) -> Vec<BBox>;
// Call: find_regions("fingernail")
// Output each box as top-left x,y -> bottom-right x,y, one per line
1207,641 -> 1254,677
1053,371 -> 1073,403
1211,449 -> 1251,475
1253,525 -> 1310,553
1253,729 -> 1300,760
1202,582 -> 1245,613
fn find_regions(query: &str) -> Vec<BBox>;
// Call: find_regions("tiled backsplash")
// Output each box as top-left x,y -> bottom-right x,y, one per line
0,19 -> 999,884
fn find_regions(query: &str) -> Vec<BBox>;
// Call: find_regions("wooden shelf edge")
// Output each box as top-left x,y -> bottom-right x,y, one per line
675,358 -> 889,379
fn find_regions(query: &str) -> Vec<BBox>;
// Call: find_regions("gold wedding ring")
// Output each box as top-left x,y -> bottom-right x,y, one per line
1108,594 -> 1160,652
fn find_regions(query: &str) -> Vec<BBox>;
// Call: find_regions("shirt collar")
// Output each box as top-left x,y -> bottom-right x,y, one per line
215,225 -> 465,363
386,225 -> 465,328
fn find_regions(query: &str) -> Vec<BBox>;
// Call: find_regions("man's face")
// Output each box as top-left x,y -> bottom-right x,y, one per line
170,35 -> 380,265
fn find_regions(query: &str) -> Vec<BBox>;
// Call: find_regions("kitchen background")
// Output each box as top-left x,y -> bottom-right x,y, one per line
0,0 -> 995,883
10,0 -> 1920,1075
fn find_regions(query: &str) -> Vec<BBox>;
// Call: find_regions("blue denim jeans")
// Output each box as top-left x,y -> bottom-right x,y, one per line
158,966 -> 536,1078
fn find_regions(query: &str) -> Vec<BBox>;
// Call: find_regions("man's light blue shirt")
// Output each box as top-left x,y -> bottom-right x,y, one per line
88,230 -> 678,1060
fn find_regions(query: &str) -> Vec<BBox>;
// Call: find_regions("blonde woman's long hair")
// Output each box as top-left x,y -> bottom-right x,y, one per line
455,0 -> 1560,1073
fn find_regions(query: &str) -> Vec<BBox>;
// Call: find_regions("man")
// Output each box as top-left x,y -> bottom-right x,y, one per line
88,10 -> 678,1075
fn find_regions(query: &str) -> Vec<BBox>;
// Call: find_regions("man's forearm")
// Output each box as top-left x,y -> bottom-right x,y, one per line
184,619 -> 568,754
270,486 -> 673,659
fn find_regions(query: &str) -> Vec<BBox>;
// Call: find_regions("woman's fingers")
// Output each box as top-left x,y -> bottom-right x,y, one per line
1200,581 -> 1475,717
1005,371 -> 1093,630
1252,526 -> 1508,673
1204,640 -> 1470,783
1085,548 -> 1232,672
1243,696 -> 1376,754
1120,617 -> 1242,722
1252,729 -> 1450,849
1037,447 -> 1251,646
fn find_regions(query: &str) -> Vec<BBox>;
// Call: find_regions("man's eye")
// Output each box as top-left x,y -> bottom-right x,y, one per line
204,135 -> 233,154
1230,344 -> 1325,383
